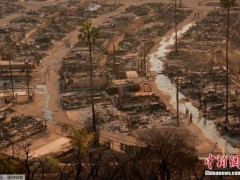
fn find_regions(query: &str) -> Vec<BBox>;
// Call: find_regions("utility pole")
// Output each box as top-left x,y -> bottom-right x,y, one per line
8,57 -> 15,99
179,0 -> 182,7
175,0 -> 178,53
34,48 -> 37,65
226,0 -> 230,123
132,58 -> 134,71
137,58 -> 140,72
176,75 -> 179,126
237,65 -> 240,80
26,63 -> 30,99
113,42 -> 116,78
5,32 -> 11,46
143,42 -> 147,77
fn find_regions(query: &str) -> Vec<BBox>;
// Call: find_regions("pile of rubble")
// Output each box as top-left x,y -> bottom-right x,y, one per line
0,1 -> 117,113
72,101 -> 174,132
0,116 -> 46,148
60,51 -> 107,92
114,94 -> 166,110
105,3 -> 192,78
58,3 -> 193,132
60,92 -> 105,110
165,8 -> 240,137
0,0 -> 23,19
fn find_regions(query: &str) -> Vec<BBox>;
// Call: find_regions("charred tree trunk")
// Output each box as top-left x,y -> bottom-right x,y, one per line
88,34 -> 96,132
26,66 -> 30,98
175,0 -> 178,53
143,42 -> 147,77
225,0 -> 230,123
176,76 -> 179,126
8,59 -> 15,99
113,42 -> 116,78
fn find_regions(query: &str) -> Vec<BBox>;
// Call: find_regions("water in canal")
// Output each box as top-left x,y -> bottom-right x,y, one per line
35,84 -> 53,120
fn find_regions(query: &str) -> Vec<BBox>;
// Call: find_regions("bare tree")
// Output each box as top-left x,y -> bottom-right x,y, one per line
137,129 -> 200,180
1,142 -> 61,180
0,128 -> 208,179
7,142 -> 39,180
59,163 -> 74,180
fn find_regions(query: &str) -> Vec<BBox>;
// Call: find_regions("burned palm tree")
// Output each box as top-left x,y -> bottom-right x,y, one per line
220,0 -> 236,123
78,22 -> 99,132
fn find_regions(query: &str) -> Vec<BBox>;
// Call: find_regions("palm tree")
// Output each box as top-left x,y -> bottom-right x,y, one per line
78,22 -> 99,132
220,0 -> 236,123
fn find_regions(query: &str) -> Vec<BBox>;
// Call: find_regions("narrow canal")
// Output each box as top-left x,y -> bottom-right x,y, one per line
35,84 -> 53,120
